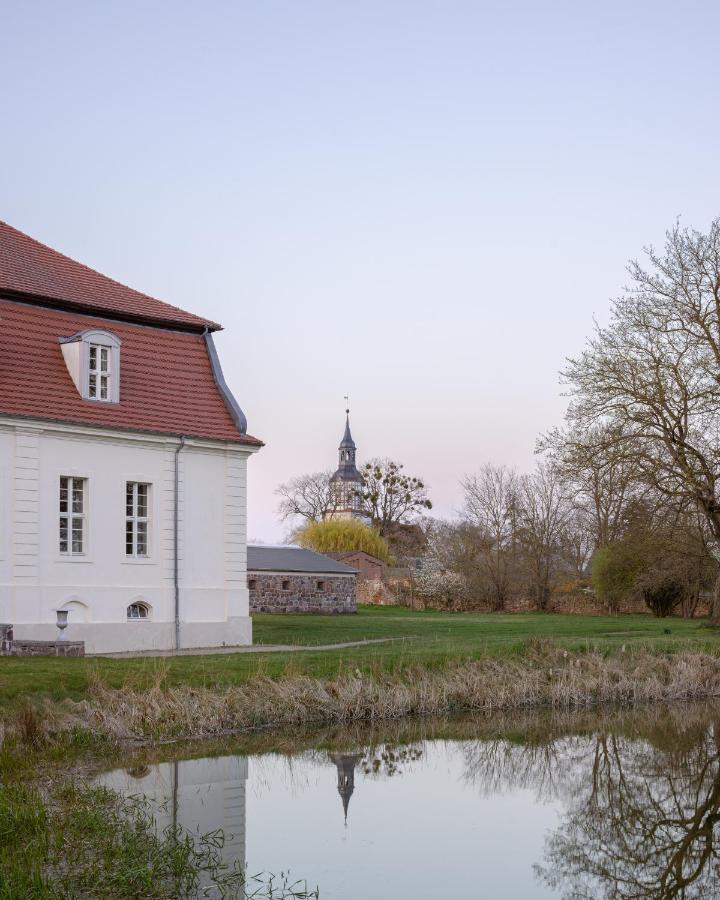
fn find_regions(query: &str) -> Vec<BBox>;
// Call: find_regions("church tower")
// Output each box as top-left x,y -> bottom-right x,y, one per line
328,407 -> 364,519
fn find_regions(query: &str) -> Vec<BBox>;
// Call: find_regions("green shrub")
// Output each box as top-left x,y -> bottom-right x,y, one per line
591,542 -> 644,611
639,573 -> 684,618
296,518 -> 393,564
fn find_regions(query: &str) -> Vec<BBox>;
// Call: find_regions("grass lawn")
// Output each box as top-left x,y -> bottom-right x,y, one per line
1,606 -> 720,707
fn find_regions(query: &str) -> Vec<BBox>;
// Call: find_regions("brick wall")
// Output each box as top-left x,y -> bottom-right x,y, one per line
249,573 -> 356,614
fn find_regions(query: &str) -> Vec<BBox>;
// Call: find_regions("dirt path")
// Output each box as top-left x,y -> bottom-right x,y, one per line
94,637 -> 404,659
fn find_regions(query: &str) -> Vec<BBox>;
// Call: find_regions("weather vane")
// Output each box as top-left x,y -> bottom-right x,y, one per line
344,393 -> 349,414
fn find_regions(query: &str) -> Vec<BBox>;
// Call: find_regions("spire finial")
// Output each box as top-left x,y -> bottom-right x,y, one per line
344,393 -> 349,415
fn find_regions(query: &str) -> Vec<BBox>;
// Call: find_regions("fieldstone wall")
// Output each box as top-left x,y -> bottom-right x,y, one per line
249,573 -> 356,614
0,623 -> 85,656
1,624 -> 13,653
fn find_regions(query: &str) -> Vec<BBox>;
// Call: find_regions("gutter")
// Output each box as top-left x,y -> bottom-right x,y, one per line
174,435 -> 186,650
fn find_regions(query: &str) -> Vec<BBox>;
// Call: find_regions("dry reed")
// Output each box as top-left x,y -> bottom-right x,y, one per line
74,645 -> 720,742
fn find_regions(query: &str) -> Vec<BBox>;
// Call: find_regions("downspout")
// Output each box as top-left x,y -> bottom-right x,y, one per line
174,435 -> 186,651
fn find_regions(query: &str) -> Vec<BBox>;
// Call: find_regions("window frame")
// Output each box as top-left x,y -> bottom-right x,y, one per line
125,482 -> 150,559
59,476 -> 87,556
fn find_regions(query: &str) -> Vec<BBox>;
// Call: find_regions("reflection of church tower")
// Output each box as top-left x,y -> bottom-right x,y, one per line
328,407 -> 364,520
330,752 -> 363,824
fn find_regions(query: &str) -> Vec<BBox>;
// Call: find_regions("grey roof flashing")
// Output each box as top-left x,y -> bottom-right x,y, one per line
247,545 -> 358,575
204,331 -> 248,434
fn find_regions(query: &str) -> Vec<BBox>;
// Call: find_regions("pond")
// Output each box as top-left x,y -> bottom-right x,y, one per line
95,703 -> 720,898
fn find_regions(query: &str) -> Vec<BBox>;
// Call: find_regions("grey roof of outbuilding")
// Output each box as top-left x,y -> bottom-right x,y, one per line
247,545 -> 358,575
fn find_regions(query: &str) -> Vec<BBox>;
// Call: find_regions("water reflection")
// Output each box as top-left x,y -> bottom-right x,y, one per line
96,703 -> 720,899
536,721 -> 720,898
99,755 -> 248,877
328,753 -> 362,824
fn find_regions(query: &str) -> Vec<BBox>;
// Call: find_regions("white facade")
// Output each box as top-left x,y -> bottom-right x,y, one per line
0,417 -> 257,654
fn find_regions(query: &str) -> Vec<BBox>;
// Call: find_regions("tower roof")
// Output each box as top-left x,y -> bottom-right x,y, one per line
330,408 -> 362,485
339,411 -> 356,450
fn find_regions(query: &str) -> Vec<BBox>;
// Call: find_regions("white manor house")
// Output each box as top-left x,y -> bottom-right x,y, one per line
0,221 -> 262,653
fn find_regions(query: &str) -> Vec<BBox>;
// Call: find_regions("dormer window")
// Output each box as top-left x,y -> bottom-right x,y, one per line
59,329 -> 121,403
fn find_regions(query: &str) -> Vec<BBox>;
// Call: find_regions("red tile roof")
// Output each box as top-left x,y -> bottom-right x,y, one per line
0,300 -> 261,444
0,220 -> 220,331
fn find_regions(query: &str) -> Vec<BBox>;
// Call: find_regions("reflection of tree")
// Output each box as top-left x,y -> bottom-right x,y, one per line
360,744 -> 423,778
463,735 -> 571,801
534,722 -> 720,899
456,706 -> 720,898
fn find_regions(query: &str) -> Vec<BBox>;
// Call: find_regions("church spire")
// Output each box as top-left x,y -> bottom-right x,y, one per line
328,400 -> 364,518
340,409 -> 355,450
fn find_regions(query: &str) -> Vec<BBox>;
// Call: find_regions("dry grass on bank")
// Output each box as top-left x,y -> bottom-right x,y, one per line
67,642 -> 720,742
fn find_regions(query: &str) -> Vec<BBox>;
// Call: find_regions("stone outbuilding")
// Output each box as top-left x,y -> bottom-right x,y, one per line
247,545 -> 357,614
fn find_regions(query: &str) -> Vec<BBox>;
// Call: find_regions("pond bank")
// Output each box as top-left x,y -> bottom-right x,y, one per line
39,643 -> 720,744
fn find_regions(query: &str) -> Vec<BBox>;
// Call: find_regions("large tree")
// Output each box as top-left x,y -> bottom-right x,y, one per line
563,219 -> 720,620
358,458 -> 432,537
539,422 -> 645,549
275,470 -> 336,525
516,462 -> 571,610
461,463 -> 519,610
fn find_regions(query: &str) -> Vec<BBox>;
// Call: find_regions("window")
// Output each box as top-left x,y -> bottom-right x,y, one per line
126,483 -> 149,557
248,578 -> 257,590
127,602 -> 150,620
282,579 -> 290,591
88,343 -> 111,400
59,476 -> 85,554
316,580 -> 325,591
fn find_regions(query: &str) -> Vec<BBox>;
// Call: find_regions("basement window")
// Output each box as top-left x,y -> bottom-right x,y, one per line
248,578 -> 257,590
127,602 -> 151,620
316,580 -> 326,591
282,580 -> 290,591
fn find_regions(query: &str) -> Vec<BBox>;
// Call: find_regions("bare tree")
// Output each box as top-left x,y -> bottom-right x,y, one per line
461,464 -> 519,610
517,462 -> 571,610
358,458 -> 432,537
561,504 -> 595,577
539,423 -> 645,549
275,470 -> 336,526
562,220 -> 720,620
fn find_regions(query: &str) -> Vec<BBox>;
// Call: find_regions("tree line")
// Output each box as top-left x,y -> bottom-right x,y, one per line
277,219 -> 720,619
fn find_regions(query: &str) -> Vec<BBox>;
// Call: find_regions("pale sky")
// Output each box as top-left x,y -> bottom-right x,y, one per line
2,1 -> 720,539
